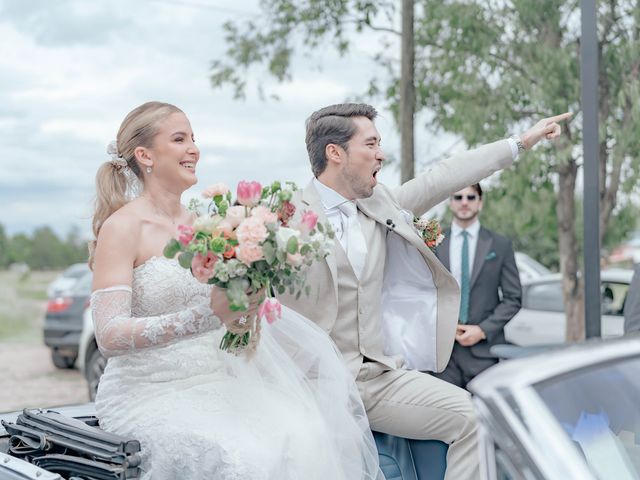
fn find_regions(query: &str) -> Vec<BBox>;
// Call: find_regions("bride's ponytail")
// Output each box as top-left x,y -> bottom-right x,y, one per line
88,162 -> 130,267
89,101 -> 183,268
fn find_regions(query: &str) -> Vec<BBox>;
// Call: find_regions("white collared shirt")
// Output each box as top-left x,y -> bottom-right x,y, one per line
449,220 -> 481,287
313,177 -> 352,251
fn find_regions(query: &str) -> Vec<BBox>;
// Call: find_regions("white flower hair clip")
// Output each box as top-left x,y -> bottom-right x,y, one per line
107,141 -> 128,169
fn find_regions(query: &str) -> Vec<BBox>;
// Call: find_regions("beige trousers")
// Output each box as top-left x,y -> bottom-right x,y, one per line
357,365 -> 479,480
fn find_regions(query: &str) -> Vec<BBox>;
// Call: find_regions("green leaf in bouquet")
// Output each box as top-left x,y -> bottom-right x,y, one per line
262,241 -> 276,265
163,238 -> 182,259
270,181 -> 281,192
286,236 -> 298,254
295,290 -> 301,300
210,236 -> 227,254
279,190 -> 292,202
227,278 -> 250,311
178,251 -> 194,269
217,199 -> 229,216
316,222 -> 325,233
277,284 -> 286,295
300,244 -> 311,255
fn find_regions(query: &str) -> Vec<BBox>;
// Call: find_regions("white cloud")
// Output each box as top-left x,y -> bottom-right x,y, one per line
0,0 -> 454,241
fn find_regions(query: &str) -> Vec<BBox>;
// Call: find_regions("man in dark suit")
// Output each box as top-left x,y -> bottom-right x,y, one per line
433,183 -> 522,389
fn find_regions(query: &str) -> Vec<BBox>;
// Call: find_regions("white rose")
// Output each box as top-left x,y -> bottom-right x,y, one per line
193,215 -> 221,234
275,227 -> 300,251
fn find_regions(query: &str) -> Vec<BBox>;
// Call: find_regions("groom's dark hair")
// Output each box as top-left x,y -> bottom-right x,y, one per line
305,103 -> 378,177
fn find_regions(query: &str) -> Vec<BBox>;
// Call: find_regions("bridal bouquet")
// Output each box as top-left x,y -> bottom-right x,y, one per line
164,180 -> 333,353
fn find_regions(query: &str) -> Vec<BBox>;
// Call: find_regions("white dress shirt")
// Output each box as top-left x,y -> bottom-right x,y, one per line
449,220 -> 481,287
313,178 -> 352,250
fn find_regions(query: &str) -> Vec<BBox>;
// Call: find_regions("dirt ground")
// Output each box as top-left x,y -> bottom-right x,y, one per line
0,342 -> 89,412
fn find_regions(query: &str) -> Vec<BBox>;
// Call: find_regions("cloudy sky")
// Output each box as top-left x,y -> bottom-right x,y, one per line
0,0 -> 458,239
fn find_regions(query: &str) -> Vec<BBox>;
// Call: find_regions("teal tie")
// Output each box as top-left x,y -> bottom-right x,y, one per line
459,230 -> 470,324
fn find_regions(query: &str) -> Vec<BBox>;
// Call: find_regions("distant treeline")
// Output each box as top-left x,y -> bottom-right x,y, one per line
0,224 -> 88,270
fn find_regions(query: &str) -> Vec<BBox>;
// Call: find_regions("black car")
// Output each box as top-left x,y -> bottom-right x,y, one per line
43,270 -> 92,369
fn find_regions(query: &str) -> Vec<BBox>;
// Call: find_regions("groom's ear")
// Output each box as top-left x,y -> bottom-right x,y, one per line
325,143 -> 344,166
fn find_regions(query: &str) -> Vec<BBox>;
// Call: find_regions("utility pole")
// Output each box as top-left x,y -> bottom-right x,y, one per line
581,0 -> 601,338
400,0 -> 415,183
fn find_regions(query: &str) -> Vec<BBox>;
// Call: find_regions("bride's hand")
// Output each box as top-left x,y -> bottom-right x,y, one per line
210,286 -> 264,327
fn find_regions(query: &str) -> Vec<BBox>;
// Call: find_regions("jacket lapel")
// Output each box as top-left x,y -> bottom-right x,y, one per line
471,227 -> 493,288
438,229 -> 452,270
301,181 -> 339,299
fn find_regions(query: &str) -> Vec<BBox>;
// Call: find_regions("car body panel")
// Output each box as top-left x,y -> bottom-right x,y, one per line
470,335 -> 640,480
505,269 -> 632,345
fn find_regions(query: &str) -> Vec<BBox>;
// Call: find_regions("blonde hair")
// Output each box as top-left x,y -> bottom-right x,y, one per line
89,101 -> 183,267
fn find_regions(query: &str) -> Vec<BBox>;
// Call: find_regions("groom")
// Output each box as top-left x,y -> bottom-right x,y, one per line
280,103 -> 570,480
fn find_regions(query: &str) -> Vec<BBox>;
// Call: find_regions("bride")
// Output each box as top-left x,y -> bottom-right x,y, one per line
89,101 -> 382,479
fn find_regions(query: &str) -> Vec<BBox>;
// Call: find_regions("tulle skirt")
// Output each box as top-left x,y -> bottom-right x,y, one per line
95,305 -> 382,480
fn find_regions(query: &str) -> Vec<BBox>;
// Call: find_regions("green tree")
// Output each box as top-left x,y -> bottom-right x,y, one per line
212,0 -> 640,340
0,224 -> 8,268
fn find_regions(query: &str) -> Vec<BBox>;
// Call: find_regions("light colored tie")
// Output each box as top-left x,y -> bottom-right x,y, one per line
338,201 -> 368,279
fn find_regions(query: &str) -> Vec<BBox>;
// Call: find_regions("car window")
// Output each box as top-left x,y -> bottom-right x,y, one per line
534,356 -> 640,479
72,271 -> 93,297
601,282 -> 629,316
523,282 -> 565,312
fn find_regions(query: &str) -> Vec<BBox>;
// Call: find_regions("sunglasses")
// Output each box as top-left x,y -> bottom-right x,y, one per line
452,194 -> 478,201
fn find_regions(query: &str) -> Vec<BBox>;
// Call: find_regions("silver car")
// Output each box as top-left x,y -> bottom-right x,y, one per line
505,268 -> 632,346
470,335 -> 640,480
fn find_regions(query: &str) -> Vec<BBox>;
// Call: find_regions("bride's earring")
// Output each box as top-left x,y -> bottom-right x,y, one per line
146,166 -> 152,174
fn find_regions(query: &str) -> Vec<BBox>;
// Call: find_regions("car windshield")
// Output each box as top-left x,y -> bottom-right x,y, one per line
63,264 -> 89,280
534,355 -> 640,479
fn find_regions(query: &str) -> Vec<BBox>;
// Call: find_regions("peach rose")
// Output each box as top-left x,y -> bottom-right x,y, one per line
236,216 -> 268,245
251,206 -> 278,225
236,243 -> 264,265
225,205 -> 247,229
202,183 -> 230,198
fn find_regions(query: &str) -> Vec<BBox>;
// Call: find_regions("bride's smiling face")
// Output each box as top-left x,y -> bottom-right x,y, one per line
145,112 -> 200,190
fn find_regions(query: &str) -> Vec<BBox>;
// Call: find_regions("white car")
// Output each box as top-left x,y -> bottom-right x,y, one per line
46,263 -> 90,298
514,251 -> 552,283
505,268 -> 633,346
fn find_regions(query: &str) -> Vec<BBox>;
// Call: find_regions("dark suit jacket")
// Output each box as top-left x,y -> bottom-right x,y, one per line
435,226 -> 522,358
624,264 -> 640,334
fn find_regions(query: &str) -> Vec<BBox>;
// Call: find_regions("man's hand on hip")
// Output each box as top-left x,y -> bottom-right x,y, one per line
455,324 -> 486,347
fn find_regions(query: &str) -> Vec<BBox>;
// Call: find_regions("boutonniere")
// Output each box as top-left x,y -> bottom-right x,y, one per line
413,217 -> 445,251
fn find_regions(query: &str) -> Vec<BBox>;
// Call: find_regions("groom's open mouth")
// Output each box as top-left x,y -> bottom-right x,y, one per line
372,168 -> 380,185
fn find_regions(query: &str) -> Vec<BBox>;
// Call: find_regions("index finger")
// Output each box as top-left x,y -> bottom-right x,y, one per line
547,112 -> 572,123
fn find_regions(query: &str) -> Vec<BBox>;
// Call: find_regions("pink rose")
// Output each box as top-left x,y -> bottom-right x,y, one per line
236,216 -> 268,245
202,183 -> 230,198
236,243 -> 264,265
237,181 -> 262,206
191,252 -> 218,283
225,205 -> 247,229
177,224 -> 195,246
251,206 -> 278,225
300,210 -> 318,232
258,297 -> 282,325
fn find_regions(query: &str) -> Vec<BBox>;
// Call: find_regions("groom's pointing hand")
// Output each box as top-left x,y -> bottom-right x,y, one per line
519,111 -> 573,150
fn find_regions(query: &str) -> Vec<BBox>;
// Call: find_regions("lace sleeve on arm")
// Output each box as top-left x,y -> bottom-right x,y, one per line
91,286 -> 221,358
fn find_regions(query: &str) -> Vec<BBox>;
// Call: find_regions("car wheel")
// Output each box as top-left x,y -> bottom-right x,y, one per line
51,349 -> 76,369
86,346 -> 107,401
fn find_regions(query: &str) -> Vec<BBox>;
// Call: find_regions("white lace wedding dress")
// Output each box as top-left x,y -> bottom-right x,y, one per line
91,256 -> 382,479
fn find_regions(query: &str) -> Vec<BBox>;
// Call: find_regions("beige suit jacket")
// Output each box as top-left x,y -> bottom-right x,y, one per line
280,139 -> 513,374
